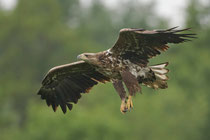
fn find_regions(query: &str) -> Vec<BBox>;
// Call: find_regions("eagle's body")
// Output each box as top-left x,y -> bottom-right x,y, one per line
83,50 -> 153,84
38,27 -> 196,113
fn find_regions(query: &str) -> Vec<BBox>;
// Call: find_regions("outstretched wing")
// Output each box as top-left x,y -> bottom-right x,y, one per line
37,61 -> 110,113
110,27 -> 196,66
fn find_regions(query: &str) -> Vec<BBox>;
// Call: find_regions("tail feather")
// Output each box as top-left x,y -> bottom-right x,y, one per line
149,62 -> 168,69
155,74 -> 168,81
145,62 -> 169,89
151,68 -> 169,75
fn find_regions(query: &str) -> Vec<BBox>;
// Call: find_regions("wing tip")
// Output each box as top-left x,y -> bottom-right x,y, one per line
166,26 -> 179,31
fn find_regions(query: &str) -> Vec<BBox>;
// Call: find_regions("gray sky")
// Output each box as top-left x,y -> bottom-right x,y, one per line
103,0 -> 189,26
0,0 -> 189,26
0,0 -> 16,10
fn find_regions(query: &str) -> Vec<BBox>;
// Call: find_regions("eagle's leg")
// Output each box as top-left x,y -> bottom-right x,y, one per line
127,95 -> 133,110
121,69 -> 141,111
112,80 -> 128,114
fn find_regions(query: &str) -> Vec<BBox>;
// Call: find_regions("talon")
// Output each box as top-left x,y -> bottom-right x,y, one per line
127,95 -> 133,111
120,99 -> 128,114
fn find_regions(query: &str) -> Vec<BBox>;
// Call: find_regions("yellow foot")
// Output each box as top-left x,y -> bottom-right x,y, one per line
120,99 -> 128,114
127,95 -> 133,111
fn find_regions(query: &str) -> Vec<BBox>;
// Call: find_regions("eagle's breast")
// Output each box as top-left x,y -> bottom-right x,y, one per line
95,50 -> 149,80
95,51 -> 122,79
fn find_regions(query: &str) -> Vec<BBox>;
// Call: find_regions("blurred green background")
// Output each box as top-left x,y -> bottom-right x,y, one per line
0,0 -> 210,139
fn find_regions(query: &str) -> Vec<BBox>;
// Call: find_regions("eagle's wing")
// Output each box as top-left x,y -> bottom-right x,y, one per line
37,61 -> 110,113
110,27 -> 196,66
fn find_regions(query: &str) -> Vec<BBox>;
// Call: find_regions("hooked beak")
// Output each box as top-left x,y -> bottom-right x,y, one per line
77,54 -> 87,60
77,54 -> 81,60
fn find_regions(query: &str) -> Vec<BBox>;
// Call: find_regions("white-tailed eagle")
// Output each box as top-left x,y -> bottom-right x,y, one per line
38,27 -> 196,114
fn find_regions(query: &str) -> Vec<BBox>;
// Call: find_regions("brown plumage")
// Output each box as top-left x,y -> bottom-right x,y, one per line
38,61 -> 110,113
38,27 -> 196,114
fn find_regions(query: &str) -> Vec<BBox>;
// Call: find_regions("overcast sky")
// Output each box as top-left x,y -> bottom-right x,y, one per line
104,0 -> 189,26
0,0 -> 189,26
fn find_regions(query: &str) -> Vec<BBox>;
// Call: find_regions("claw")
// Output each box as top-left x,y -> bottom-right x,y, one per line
127,95 -> 133,111
120,99 -> 128,114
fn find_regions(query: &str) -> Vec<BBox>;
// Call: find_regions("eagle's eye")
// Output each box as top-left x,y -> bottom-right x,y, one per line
84,54 -> 89,57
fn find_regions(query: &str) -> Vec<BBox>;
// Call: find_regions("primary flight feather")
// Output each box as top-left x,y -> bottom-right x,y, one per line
38,27 -> 196,114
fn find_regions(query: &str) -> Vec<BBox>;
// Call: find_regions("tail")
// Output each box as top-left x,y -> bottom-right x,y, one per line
143,62 -> 169,89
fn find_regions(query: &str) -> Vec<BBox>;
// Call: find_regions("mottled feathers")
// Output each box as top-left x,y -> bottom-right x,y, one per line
111,27 -> 196,65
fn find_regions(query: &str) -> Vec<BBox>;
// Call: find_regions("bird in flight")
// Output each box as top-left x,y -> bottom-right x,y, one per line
38,27 -> 196,114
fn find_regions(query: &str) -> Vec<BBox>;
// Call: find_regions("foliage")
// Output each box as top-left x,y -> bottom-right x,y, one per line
0,0 -> 209,140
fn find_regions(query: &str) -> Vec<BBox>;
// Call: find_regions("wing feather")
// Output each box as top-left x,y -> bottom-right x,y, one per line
38,61 -> 110,113
111,27 -> 196,65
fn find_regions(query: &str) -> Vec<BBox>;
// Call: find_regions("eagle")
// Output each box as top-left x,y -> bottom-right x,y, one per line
38,27 -> 196,114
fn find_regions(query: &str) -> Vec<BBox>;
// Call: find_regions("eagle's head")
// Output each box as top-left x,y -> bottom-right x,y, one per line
77,53 -> 99,65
